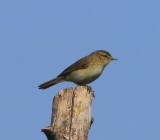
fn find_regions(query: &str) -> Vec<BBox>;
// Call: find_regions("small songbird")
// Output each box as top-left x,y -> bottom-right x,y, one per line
38,50 -> 117,89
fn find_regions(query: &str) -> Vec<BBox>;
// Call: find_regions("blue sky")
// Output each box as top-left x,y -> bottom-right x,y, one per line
0,0 -> 160,140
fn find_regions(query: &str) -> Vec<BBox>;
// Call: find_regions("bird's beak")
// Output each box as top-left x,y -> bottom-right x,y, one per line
111,58 -> 118,61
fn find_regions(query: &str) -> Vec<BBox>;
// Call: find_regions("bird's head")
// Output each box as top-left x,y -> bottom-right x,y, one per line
93,50 -> 118,66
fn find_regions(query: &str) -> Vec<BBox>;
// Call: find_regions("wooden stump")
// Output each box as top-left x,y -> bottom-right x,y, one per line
42,85 -> 93,140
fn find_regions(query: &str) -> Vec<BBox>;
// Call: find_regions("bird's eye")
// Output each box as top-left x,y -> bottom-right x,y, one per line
101,54 -> 108,58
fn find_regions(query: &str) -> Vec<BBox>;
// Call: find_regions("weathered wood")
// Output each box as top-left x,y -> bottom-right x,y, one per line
42,85 -> 93,140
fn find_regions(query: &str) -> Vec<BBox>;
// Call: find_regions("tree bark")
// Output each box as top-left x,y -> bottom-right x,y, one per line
42,85 -> 93,140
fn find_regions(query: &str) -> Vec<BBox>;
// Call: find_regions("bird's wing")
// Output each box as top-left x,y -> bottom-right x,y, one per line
58,56 -> 89,77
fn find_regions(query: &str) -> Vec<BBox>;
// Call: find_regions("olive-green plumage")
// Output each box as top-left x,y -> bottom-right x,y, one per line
38,50 -> 117,89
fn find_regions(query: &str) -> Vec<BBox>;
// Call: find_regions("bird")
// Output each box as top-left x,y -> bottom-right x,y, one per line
38,50 -> 117,89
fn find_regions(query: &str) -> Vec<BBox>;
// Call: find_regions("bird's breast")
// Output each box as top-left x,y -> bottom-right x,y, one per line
66,65 -> 104,85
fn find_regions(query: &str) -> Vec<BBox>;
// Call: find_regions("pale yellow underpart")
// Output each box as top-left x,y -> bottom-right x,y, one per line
65,64 -> 108,85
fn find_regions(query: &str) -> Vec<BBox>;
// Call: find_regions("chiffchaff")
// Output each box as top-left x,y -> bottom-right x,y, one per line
39,50 -> 117,89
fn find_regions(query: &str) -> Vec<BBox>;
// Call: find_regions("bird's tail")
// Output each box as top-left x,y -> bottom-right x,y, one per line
38,76 -> 64,90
